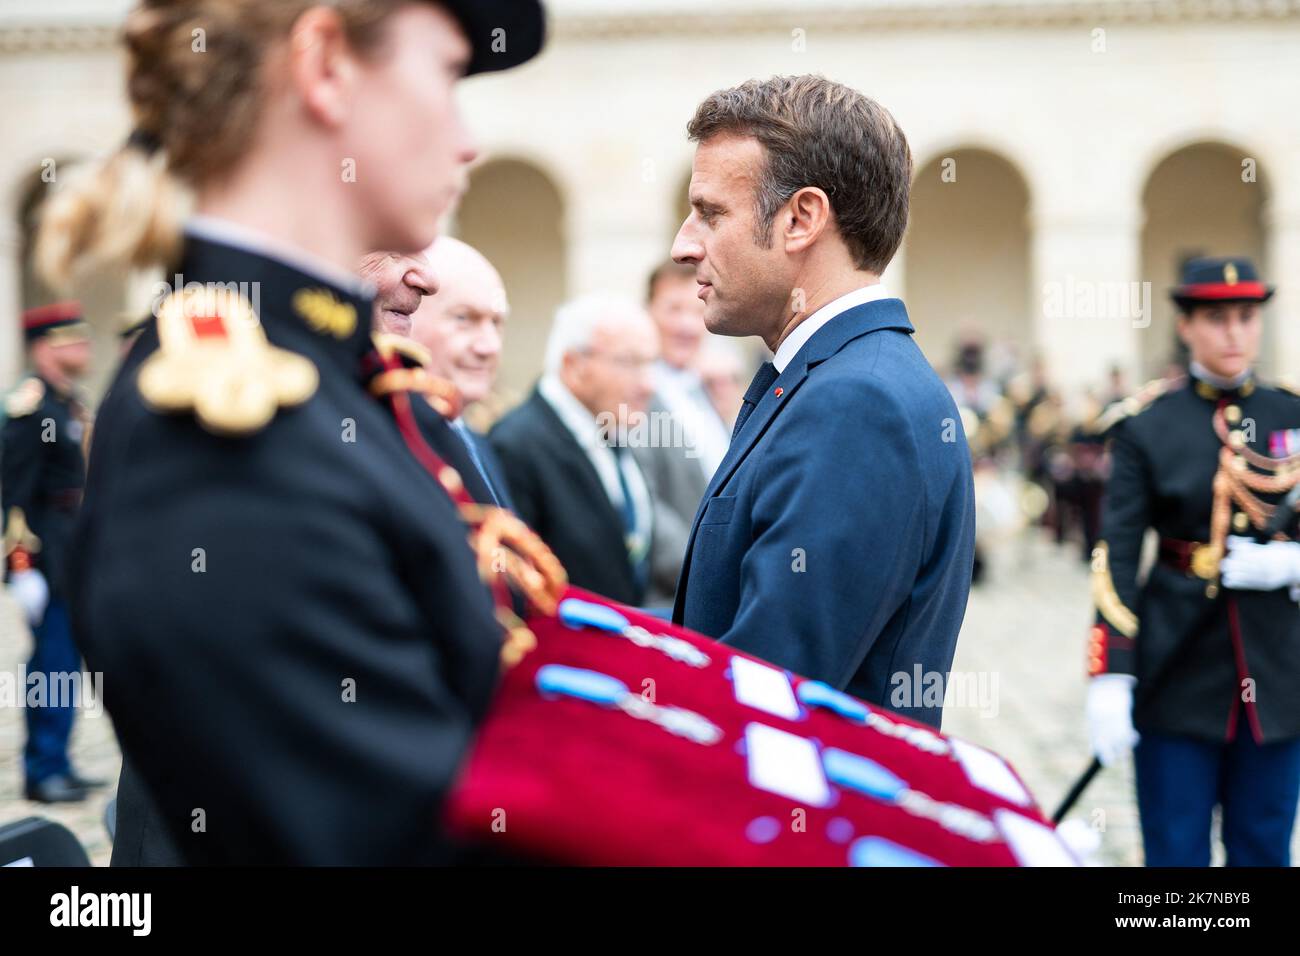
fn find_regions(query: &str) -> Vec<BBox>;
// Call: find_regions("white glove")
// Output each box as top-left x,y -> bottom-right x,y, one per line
1220,536 -> 1300,592
8,568 -> 49,628
1086,673 -> 1139,767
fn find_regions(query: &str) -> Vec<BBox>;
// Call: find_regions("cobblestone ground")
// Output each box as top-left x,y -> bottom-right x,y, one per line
0,530 -> 1295,867
945,529 -> 1300,867
943,532 -> 1142,867
0,597 -> 119,867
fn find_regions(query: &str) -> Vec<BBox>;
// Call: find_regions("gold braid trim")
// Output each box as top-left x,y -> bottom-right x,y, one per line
1214,405 -> 1300,471
1090,542 -> 1138,638
470,507 -> 568,668
368,367 -> 461,419
1216,446 -> 1300,542
468,505 -> 568,616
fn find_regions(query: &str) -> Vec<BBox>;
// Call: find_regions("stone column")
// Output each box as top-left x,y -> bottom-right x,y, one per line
1031,207 -> 1145,399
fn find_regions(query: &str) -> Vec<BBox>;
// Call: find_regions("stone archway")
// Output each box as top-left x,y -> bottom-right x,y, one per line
1139,141 -> 1269,378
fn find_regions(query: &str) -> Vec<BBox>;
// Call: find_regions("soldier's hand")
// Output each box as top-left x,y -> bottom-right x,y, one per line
1086,673 -> 1139,767
1221,536 -> 1300,592
8,568 -> 50,628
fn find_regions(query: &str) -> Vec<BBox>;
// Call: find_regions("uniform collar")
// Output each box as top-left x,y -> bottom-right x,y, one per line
185,216 -> 373,300
1189,361 -> 1256,400
169,229 -> 377,376
32,371 -> 79,404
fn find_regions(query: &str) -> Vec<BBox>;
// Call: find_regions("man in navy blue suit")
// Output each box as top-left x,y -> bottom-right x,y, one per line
670,75 -> 975,730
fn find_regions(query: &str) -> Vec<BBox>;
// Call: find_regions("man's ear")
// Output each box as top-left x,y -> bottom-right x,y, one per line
560,350 -> 582,388
288,6 -> 359,129
782,186 -> 832,255
1174,313 -> 1192,347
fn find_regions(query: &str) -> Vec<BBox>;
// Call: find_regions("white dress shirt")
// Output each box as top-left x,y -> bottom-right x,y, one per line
651,360 -> 731,476
772,283 -> 894,373
538,375 -> 653,565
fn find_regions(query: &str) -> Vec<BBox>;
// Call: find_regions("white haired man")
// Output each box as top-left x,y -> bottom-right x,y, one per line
410,236 -> 512,508
488,295 -> 658,605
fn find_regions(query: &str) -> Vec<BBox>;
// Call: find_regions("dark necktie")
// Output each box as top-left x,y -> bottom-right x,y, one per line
731,361 -> 779,441
610,443 -> 649,591
608,443 -> 639,538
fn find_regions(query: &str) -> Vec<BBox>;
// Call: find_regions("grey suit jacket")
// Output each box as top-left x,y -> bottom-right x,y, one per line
632,395 -> 714,606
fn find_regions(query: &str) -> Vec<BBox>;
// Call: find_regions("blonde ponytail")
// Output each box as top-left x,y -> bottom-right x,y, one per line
35,139 -> 191,291
32,0 -> 404,291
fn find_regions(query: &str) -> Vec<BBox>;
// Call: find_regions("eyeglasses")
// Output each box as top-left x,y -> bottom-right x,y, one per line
580,349 -> 656,372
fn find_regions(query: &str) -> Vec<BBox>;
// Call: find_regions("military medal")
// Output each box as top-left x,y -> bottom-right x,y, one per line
848,836 -> 943,867
558,598 -> 711,668
822,747 -> 999,843
536,664 -> 723,745
797,680 -> 951,756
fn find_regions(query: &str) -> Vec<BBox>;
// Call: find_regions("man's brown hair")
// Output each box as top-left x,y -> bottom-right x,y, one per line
645,259 -> 697,304
686,74 -> 912,274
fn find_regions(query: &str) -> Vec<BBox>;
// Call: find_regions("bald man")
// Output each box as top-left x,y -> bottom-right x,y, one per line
409,237 -> 513,508
356,246 -> 500,507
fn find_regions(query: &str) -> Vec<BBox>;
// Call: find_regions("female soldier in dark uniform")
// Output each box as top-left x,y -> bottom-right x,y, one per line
1087,257 -> 1300,866
34,0 -> 550,864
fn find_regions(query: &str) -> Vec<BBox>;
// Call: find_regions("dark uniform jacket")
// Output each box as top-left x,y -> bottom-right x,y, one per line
70,235 -> 505,865
1091,372 -> 1300,744
2,374 -> 88,596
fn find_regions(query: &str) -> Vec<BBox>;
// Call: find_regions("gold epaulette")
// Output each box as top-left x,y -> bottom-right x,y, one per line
1090,375 -> 1182,435
4,378 -> 44,419
137,287 -> 318,436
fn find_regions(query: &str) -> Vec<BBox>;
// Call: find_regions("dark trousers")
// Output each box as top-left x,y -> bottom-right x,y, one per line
1135,717 -> 1300,867
23,597 -> 80,785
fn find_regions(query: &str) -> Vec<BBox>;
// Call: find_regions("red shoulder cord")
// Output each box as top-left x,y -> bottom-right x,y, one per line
374,351 -> 567,666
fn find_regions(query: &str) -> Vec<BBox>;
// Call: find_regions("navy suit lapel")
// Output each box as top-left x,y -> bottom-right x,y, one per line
702,363 -> 805,500
673,298 -> 914,622
703,298 -> 913,500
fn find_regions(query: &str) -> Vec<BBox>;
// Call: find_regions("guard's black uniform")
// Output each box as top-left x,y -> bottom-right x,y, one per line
1092,373 -> 1300,742
3,346 -> 90,794
3,374 -> 88,601
71,235 -> 506,864
1090,255 -> 1300,867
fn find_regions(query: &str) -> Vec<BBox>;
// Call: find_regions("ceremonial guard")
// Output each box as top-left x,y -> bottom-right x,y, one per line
2,303 -> 102,803
1087,257 -> 1300,866
33,0 -> 552,864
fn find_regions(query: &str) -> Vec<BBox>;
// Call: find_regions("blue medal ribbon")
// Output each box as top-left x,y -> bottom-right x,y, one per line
535,664 -> 629,707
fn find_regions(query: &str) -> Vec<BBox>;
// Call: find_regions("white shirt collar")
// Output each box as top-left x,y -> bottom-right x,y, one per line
184,214 -> 374,299
538,374 -> 603,450
653,360 -> 701,390
536,374 -> 653,557
772,283 -> 892,373
1189,360 -> 1251,391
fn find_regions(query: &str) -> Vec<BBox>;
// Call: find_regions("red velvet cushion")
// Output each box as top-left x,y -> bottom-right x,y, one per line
446,588 -> 1066,866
